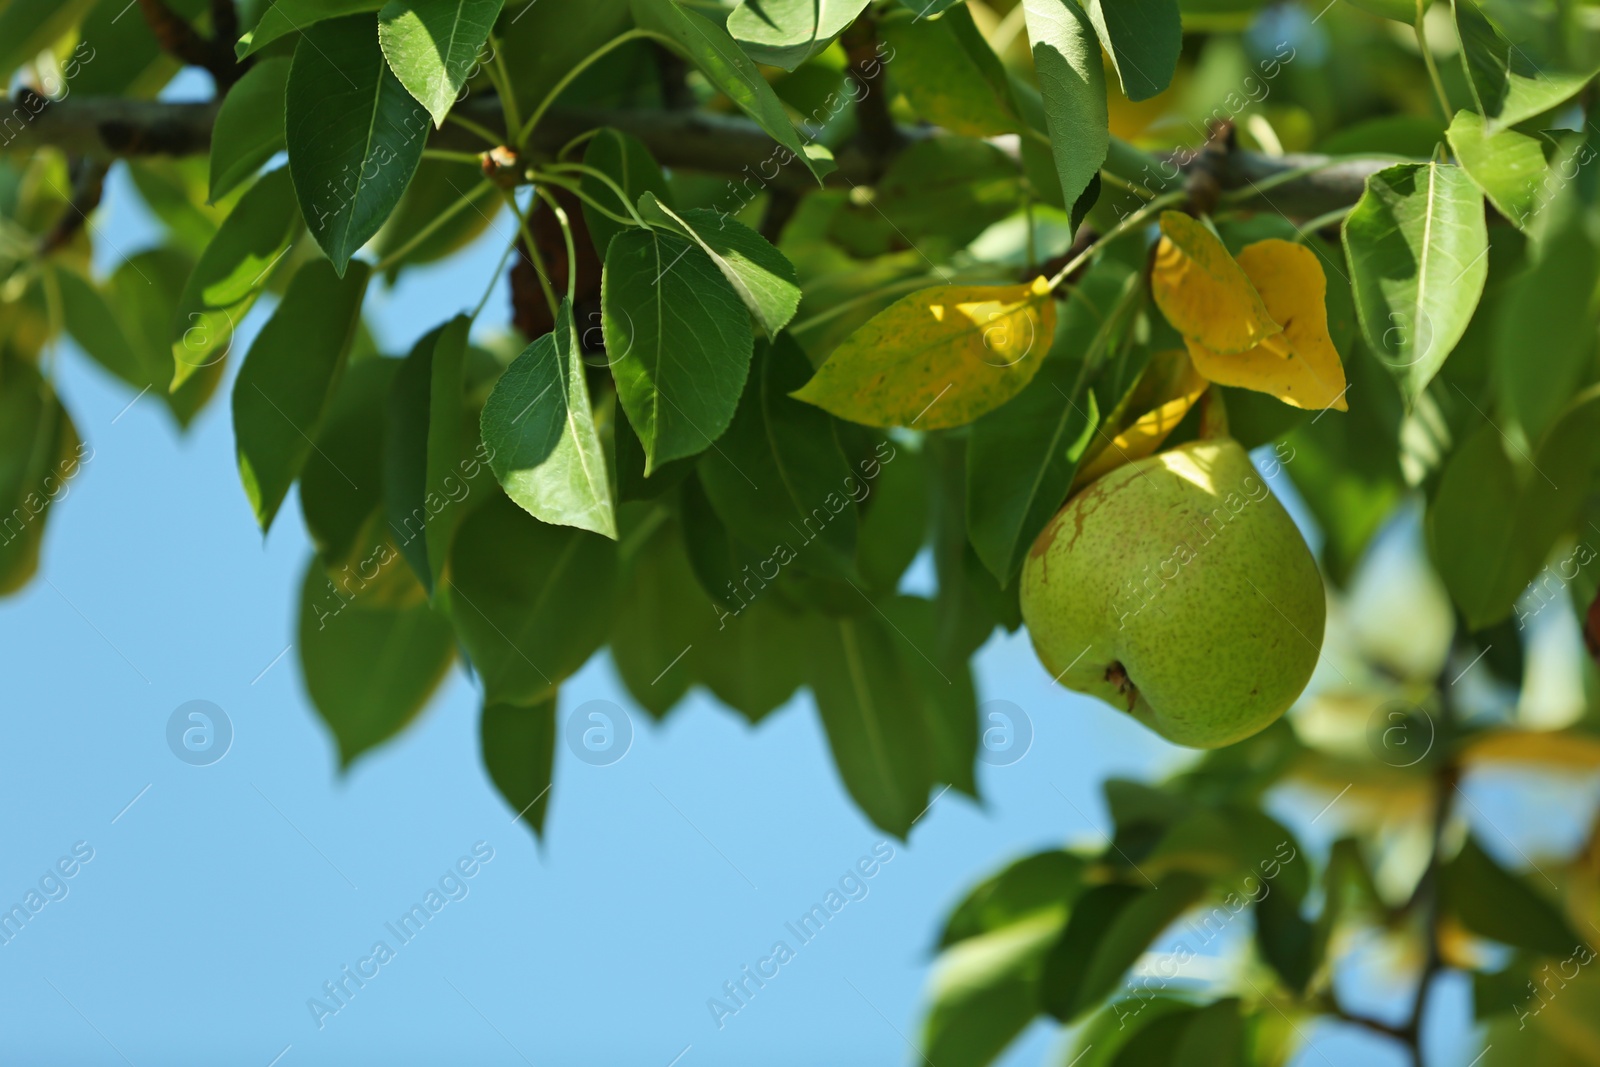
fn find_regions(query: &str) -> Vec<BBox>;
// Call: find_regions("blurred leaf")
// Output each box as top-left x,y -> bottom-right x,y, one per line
856,438 -> 927,593
373,159 -> 501,278
297,553 -> 454,767
881,594 -> 979,797
1341,0 -> 1414,21
804,612 -> 934,837
939,850 -> 1085,949
209,57 -> 292,202
828,137 -> 1023,258
630,0 -> 833,181
482,300 -> 617,539
877,6 -> 1024,136
499,0 -> 630,116
1440,836 -> 1583,958
1344,162 -> 1489,405
792,279 -> 1056,430
481,696 -> 556,837
378,0 -> 504,127
1021,0 -> 1108,208
232,259 -> 370,531
446,493 -> 618,704
286,15 -> 429,274
698,333 -> 857,578
1460,730 -> 1600,771
614,410 -> 696,501
921,913 -> 1064,1067
691,588 -> 808,723
725,0 -> 869,70
1086,0 -> 1181,102
172,166 -> 300,390
609,512 -> 708,717
0,0 -> 95,84
637,194 -> 802,338
300,358 -> 397,568
602,227 -> 754,472
1040,874 -> 1209,1021
967,357 -> 1098,585
580,128 -> 670,260
0,358 -> 80,596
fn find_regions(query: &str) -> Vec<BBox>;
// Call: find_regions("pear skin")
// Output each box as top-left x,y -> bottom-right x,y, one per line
1020,438 -> 1325,748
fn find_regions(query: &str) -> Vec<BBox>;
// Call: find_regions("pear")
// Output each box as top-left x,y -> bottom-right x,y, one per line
1020,438 -> 1324,748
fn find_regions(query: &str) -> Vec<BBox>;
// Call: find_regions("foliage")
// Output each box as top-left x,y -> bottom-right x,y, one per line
4,0 -> 1600,1062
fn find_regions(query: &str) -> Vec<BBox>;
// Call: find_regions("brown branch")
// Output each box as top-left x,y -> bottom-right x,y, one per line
39,158 -> 109,256
138,0 -> 246,91
0,96 -> 1392,218
840,13 -> 904,166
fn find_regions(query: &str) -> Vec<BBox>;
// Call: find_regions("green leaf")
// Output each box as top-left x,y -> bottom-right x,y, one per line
827,137 -> 1023,259
1086,0 -> 1181,102
1021,0 -> 1108,209
601,227 -> 755,472
693,595 -> 809,722
209,57 -> 292,203
579,129 -> 670,259
609,511 -> 708,716
481,697 -> 557,837
239,0 -> 385,58
876,6 -> 1025,137
0,0 -> 95,84
1340,0 -> 1415,21
629,0 -> 834,182
967,358 -> 1099,585
446,493 -> 618,704
378,0 -> 503,126
880,594 -> 980,797
1427,394 -> 1600,628
1441,836 -> 1583,958
481,299 -> 617,539
1343,162 -> 1489,406
498,0 -> 631,117
1446,110 -> 1550,230
1255,885 -> 1316,994
1494,169 -> 1600,446
637,194 -> 801,338
286,15 -> 431,274
69,0 -> 206,98
696,334 -> 857,577
297,555 -> 455,767
232,259 -> 371,531
805,613 -> 933,838
921,913 -> 1065,1067
1453,0 -> 1599,131
614,412 -> 697,501
725,0 -> 870,70
792,280 -> 1056,430
300,358 -> 398,568
856,439 -> 928,593
939,850 -> 1084,949
383,316 -> 477,592
1039,874 -> 1209,1021
172,167 -> 301,390
0,357 -> 80,597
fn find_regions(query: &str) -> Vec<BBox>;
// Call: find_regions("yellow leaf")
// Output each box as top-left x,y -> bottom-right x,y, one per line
1186,239 -> 1349,412
1072,349 -> 1208,487
1460,729 -> 1600,771
1151,211 -> 1284,355
790,277 -> 1056,430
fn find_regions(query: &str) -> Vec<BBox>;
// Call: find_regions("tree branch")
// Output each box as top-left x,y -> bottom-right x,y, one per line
0,95 -> 1391,218
138,0 -> 246,91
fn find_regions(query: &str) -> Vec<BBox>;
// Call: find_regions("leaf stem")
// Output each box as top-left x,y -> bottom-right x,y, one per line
532,173 -> 635,227
541,162 -> 647,226
1044,190 -> 1185,293
504,189 -> 560,321
422,149 -> 486,165
532,186 -> 577,299
485,33 -> 524,146
472,227 -> 521,321
444,110 -> 502,148
1414,0 -> 1453,121
373,178 -> 496,273
517,29 -> 656,148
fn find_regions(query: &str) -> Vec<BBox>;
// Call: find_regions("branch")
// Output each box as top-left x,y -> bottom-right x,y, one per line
137,0 -> 245,90
0,95 -> 1391,218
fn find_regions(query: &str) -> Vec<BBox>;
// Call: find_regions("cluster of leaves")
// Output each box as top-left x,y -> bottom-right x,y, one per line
5,0 -> 1600,1059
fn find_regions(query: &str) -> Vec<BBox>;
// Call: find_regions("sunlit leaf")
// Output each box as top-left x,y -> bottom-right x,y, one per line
1021,0 -> 1107,209
876,6 -> 1025,137
1151,211 -> 1283,356
725,0 -> 870,70
792,279 -> 1057,430
1085,0 -> 1181,102
239,0 -> 384,58
378,0 -> 505,127
1073,349 -> 1208,487
1446,109 -> 1550,230
1453,0 -> 1599,131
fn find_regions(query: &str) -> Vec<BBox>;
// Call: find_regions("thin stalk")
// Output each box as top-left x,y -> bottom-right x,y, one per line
517,29 -> 656,148
504,189 -> 559,321
374,178 -> 495,273
532,186 -> 577,300
1217,157 -> 1357,205
541,162 -> 646,225
472,228 -> 521,321
1045,190 -> 1186,292
533,173 -> 635,227
422,149 -> 486,165
485,33 -> 523,147
1415,0 -> 1453,120
445,111 -> 502,147
1299,204 -> 1354,234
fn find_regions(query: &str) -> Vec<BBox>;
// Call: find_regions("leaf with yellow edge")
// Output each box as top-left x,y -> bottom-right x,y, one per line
1151,211 -> 1286,356
1460,729 -> 1600,771
790,278 -> 1056,429
1186,239 -> 1349,412
1072,349 -> 1208,488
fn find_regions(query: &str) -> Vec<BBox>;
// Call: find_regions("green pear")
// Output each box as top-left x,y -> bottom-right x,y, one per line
1020,437 -> 1324,748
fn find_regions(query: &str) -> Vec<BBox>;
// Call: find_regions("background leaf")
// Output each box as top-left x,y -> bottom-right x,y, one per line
1021,0 -> 1107,209
1085,0 -> 1181,102
481,697 -> 557,837
209,57 -> 291,203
